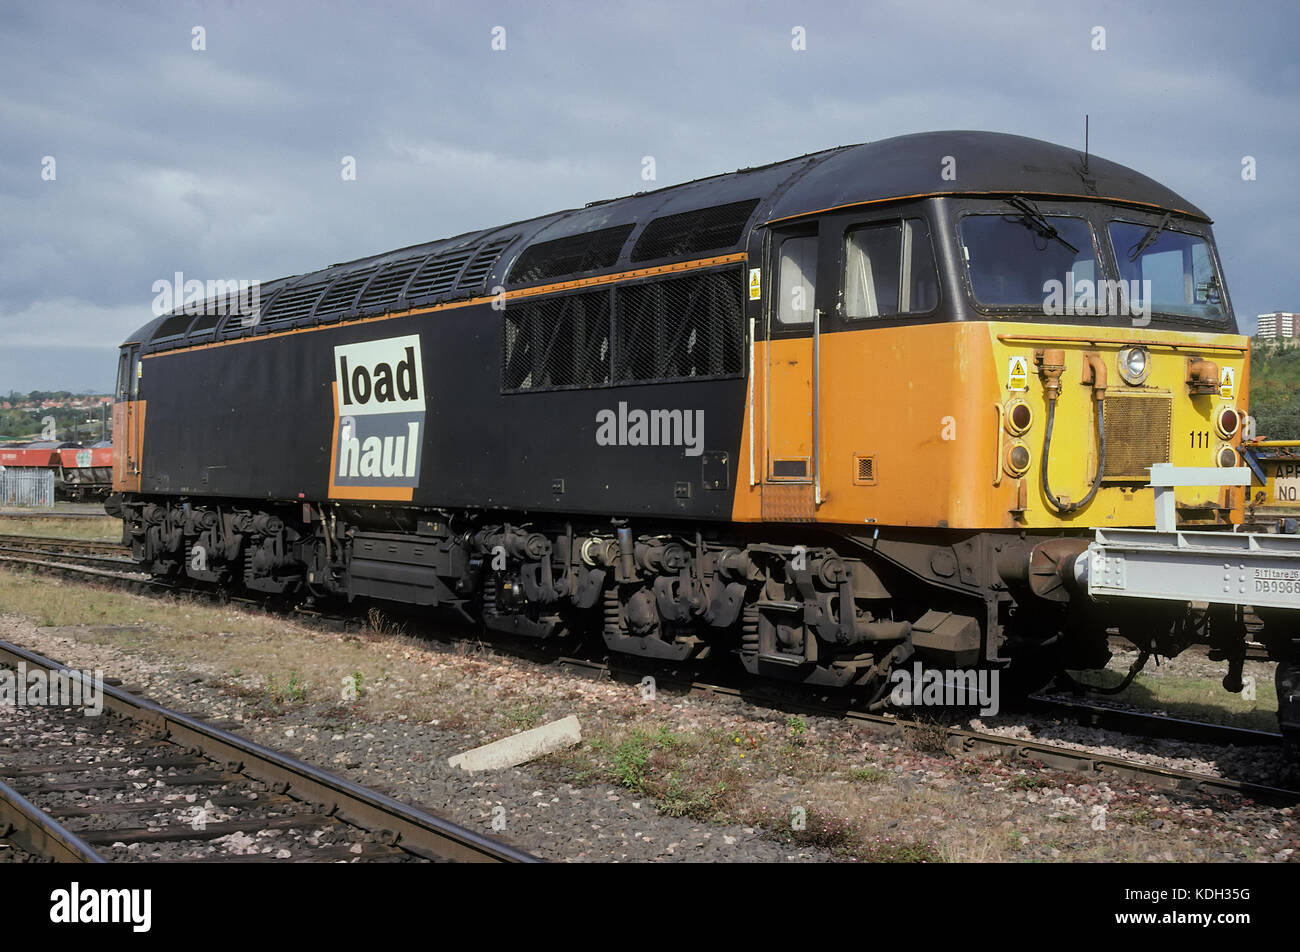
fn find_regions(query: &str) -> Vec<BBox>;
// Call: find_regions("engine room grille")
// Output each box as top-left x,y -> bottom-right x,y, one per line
613,269 -> 744,383
508,224 -> 635,285
1102,393 -> 1172,479
503,290 -> 612,391
630,198 -> 760,262
153,311 -> 197,339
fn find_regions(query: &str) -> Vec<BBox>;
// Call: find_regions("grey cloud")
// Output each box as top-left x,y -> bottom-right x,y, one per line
0,0 -> 1296,392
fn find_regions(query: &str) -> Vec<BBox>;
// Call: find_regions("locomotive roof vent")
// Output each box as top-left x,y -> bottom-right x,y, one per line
508,223 -> 635,285
630,198 -> 759,263
405,247 -> 475,300
313,265 -> 380,319
356,256 -> 425,311
262,278 -> 332,324
457,236 -> 517,292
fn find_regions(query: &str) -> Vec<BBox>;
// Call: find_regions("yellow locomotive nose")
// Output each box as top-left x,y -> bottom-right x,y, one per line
981,332 -> 1247,529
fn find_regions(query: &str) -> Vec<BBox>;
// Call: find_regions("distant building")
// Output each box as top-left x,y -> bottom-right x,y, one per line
1257,312 -> 1300,340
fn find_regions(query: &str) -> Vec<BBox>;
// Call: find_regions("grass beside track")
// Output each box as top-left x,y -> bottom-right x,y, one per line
1065,657 -> 1278,733
0,515 -> 122,543
0,564 -> 1292,862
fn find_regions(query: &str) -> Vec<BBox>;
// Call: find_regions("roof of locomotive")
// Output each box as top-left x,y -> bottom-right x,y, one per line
764,130 -> 1208,223
130,130 -> 1209,350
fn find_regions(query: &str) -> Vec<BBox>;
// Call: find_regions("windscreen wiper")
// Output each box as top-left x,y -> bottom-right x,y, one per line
1127,212 -> 1172,262
1005,196 -> 1078,255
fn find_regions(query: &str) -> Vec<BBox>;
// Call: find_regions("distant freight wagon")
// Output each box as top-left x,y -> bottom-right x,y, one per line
0,441 -> 113,501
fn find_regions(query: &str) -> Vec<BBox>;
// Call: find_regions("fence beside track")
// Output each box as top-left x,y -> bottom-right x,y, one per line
0,469 -> 55,509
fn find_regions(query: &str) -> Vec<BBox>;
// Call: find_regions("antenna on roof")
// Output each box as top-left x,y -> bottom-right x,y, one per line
1082,114 -> 1090,173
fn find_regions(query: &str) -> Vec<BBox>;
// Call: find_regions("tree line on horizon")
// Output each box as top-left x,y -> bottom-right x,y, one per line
1247,342 -> 1300,440
0,390 -> 112,442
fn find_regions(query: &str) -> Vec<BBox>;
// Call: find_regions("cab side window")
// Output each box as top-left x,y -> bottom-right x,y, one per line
843,218 -> 938,319
116,352 -> 132,401
777,234 -> 817,326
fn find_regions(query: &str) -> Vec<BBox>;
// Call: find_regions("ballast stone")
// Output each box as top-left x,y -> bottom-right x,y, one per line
448,715 -> 582,772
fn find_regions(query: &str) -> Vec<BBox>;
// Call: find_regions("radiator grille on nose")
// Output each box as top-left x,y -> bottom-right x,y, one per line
1102,394 -> 1171,479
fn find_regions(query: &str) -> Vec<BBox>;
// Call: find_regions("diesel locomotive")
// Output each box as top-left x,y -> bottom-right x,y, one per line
108,131 -> 1291,735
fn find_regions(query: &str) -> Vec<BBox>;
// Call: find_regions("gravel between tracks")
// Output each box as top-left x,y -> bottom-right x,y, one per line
0,614 -> 837,863
1,589 -> 1297,862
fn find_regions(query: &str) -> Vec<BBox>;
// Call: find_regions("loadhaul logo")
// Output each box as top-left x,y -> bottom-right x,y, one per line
330,335 -> 425,497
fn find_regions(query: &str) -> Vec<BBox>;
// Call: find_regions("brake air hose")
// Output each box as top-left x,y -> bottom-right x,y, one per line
1057,650 -> 1151,694
1041,394 -> 1106,514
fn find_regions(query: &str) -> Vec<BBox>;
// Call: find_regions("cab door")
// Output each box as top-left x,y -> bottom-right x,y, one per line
762,225 -> 823,521
112,346 -> 144,492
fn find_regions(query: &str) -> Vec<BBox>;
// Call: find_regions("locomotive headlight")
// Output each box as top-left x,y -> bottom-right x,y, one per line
1214,405 -> 1240,440
1117,345 -> 1150,385
1004,441 -> 1032,477
1216,444 -> 1239,468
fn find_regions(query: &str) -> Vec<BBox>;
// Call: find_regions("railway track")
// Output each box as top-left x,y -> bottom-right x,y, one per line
0,640 -> 538,863
537,655 -> 1300,806
1106,632 -> 1272,665
1021,694 -> 1282,748
0,511 -> 117,521
0,535 -> 134,573
0,542 -> 1295,811
0,534 -> 127,555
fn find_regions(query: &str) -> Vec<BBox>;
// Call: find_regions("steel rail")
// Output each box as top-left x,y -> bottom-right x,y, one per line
549,655 -> 1300,806
1023,694 -> 1282,748
0,534 -> 127,554
0,640 -> 539,864
0,546 -> 135,569
0,777 -> 105,863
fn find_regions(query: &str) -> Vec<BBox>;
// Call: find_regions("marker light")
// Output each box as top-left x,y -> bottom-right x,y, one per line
1216,444 -> 1239,468
1005,399 -> 1033,435
1215,406 -> 1240,440
1117,345 -> 1150,385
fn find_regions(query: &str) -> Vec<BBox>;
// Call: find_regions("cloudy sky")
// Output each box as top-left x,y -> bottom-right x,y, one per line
1,0 -> 1296,393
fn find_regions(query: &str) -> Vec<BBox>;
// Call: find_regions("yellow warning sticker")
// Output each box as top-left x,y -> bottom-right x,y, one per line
1007,355 -> 1029,391
748,268 -> 761,301
1221,366 -> 1235,399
